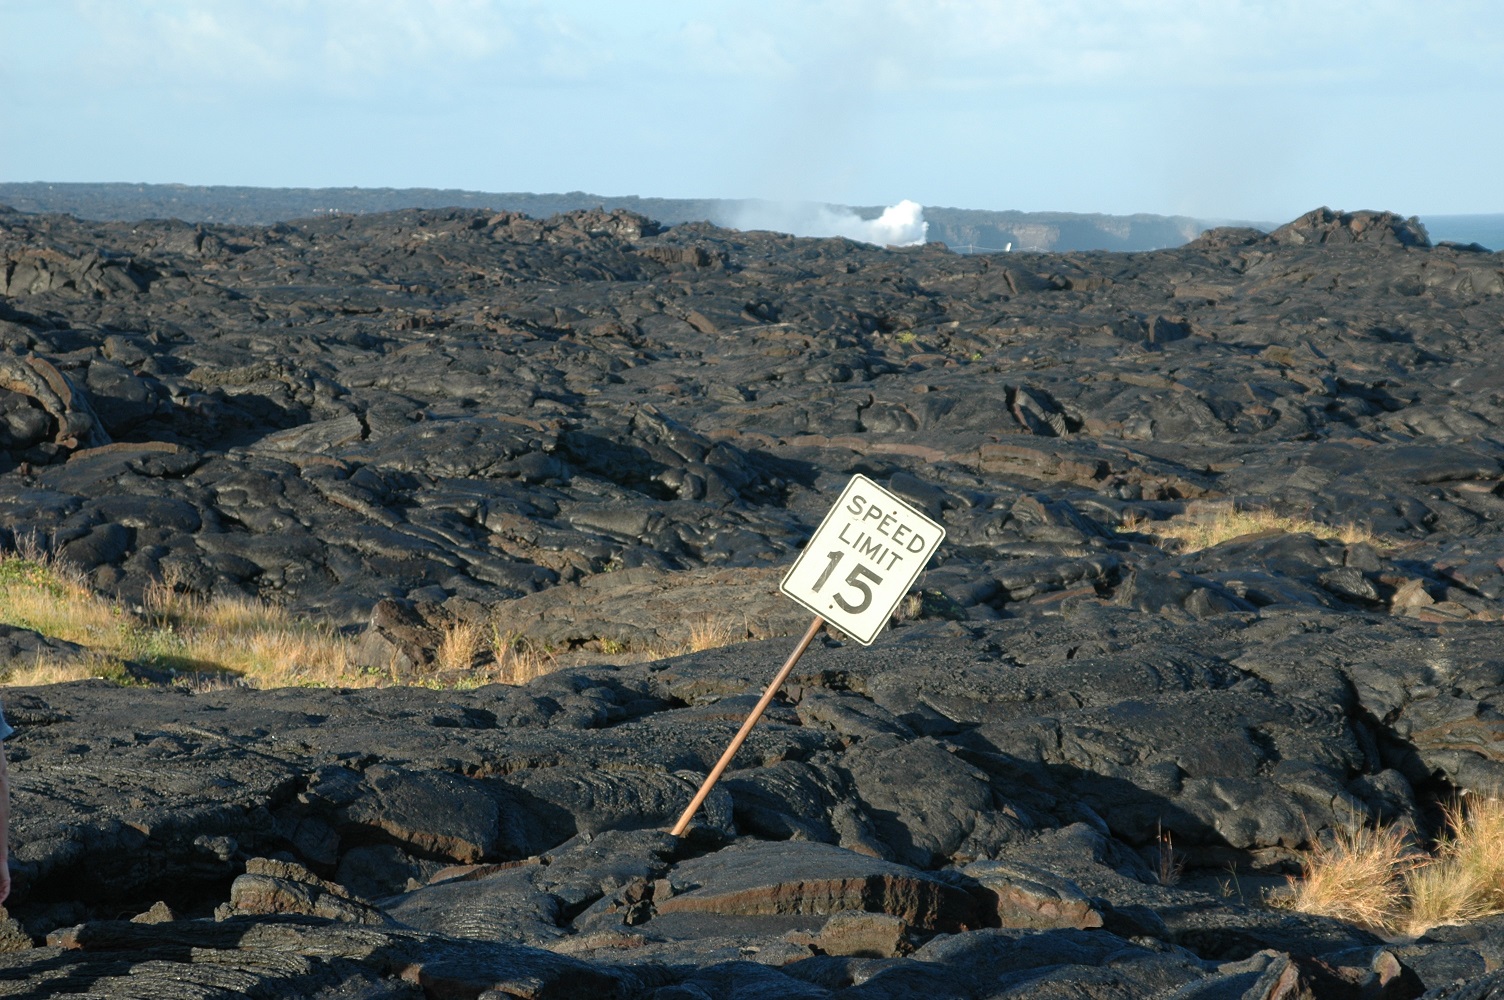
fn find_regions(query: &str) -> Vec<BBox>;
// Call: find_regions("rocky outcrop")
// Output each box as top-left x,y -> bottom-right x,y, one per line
0,611 -> 1495,994
0,201 -> 1502,994
1268,206 -> 1431,247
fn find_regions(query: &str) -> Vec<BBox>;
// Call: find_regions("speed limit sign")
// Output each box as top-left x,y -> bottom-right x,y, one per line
670,473 -> 947,835
780,474 -> 946,645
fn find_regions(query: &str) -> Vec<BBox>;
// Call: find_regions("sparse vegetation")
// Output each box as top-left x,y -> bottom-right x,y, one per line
488,626 -> 557,686
141,573 -> 364,687
1280,820 -> 1423,931
0,547 -> 542,690
0,545 -> 128,651
681,614 -> 744,654
1,548 -> 768,692
1400,796 -> 1504,935
435,618 -> 487,674
1282,796 -> 1504,936
1120,506 -> 1380,554
3,650 -> 138,688
586,615 -> 753,664
0,548 -> 373,689
1155,823 -> 1184,886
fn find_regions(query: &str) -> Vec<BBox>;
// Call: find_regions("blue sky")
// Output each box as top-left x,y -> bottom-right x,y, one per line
2,1 -> 1500,220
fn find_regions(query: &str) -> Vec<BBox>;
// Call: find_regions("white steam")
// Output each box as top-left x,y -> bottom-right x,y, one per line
726,199 -> 928,246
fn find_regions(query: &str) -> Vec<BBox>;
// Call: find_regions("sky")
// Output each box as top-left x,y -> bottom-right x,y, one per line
1,1 -> 1501,222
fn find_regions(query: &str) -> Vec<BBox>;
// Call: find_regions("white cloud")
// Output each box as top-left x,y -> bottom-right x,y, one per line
94,1 -> 302,84
694,0 -> 1503,94
316,1 -> 516,81
676,18 -> 793,80
63,0 -> 611,95
54,0 -> 1500,105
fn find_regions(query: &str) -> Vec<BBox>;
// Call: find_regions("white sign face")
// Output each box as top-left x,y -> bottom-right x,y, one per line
780,474 -> 946,645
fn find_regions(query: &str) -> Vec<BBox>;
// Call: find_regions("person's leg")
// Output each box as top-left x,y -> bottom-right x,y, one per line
0,743 -> 10,905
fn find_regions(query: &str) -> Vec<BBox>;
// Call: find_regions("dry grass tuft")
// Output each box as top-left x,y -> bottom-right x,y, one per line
435,619 -> 487,674
0,548 -> 584,691
235,624 -> 362,688
3,651 -> 136,687
1285,796 -> 1504,936
136,579 -> 367,687
0,543 -> 762,691
1282,821 -> 1424,931
1122,507 -> 1379,554
895,592 -> 925,622
1403,796 -> 1504,934
1156,823 -> 1185,886
1447,796 -> 1504,912
681,614 -> 745,654
489,627 -> 557,686
1404,858 -> 1493,935
142,564 -> 195,625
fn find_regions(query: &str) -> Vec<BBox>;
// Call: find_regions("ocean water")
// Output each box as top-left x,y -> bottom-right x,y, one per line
1421,214 -> 1504,250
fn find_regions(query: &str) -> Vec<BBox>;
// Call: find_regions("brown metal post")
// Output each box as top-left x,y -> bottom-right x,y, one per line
669,615 -> 825,837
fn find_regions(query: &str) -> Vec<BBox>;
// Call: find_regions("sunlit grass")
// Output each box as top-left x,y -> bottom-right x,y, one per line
488,626 -> 557,686
0,554 -> 132,650
1446,796 -> 1504,913
1121,506 -> 1380,554
435,618 -> 486,673
3,650 -> 138,687
137,571 -> 368,687
1283,796 -> 1504,937
681,614 -> 746,654
1403,796 -> 1504,935
1281,821 -> 1423,931
1,549 -> 765,692
0,549 -> 517,690
1404,858 -> 1493,935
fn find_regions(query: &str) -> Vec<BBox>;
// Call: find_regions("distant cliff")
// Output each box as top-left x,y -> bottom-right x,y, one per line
0,181 -> 1261,252
918,205 -> 1216,252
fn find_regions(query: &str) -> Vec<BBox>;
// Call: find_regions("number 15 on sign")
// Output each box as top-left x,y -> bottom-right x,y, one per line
780,474 -> 946,645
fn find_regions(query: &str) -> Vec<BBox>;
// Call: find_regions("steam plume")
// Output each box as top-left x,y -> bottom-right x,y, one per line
727,199 -> 927,246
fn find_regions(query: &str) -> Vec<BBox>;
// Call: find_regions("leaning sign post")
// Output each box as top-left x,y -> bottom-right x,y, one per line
670,474 -> 945,836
